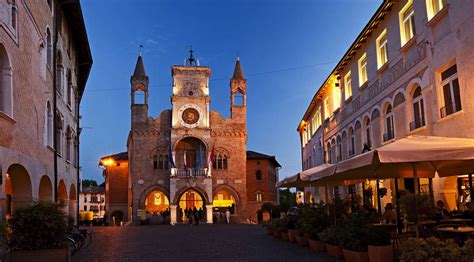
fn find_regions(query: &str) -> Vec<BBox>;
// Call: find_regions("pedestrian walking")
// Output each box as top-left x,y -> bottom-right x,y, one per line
194,208 -> 199,226
225,209 -> 230,224
188,208 -> 193,225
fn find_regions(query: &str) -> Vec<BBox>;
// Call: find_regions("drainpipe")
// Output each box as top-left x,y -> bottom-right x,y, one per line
52,0 -> 61,203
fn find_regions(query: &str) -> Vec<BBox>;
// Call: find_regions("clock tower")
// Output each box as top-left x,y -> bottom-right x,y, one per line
130,54 -> 149,125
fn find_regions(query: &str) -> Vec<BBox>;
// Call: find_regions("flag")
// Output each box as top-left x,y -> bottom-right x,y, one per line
208,143 -> 215,168
168,147 -> 175,168
196,143 -> 202,169
184,150 -> 187,170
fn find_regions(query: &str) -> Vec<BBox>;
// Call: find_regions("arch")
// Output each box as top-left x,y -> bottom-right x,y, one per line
213,184 -> 241,204
393,92 -> 406,107
406,78 -> 423,96
371,108 -> 381,120
38,175 -> 53,201
174,136 -> 208,169
342,130 -> 347,138
354,120 -> 362,130
5,164 -> 33,216
110,210 -> 124,226
173,186 -> 210,205
144,189 -> 170,214
57,179 -> 68,210
0,43 -> 13,116
138,184 -> 170,209
69,183 -> 77,221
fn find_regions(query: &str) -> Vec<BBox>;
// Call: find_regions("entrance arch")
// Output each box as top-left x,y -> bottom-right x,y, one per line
144,189 -> 170,214
5,164 -> 33,217
57,180 -> 68,215
38,175 -> 53,201
175,188 -> 209,223
69,184 -> 77,223
212,185 -> 240,215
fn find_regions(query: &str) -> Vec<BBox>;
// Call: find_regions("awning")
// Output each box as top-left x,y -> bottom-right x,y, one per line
276,164 -> 338,188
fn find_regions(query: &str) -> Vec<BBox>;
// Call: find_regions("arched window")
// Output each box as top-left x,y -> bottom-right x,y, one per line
0,44 -> 13,116
223,155 -> 228,169
65,126 -> 72,161
349,128 -> 355,156
218,155 -> 223,169
411,86 -> 425,130
384,105 -> 395,141
55,112 -> 63,155
336,136 -> 342,162
318,140 -> 324,164
164,155 -> 169,170
364,117 -> 371,148
158,155 -> 164,170
11,3 -> 17,32
153,155 -> 158,170
256,170 -> 262,180
327,142 -> 332,164
45,102 -> 53,147
46,28 -> 52,67
56,51 -> 64,96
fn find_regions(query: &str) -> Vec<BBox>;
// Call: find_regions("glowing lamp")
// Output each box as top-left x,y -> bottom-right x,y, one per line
101,158 -> 115,167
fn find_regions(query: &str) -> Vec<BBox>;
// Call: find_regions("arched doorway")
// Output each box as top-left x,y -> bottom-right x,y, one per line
177,189 -> 205,222
5,164 -> 33,218
174,137 -> 208,170
57,180 -> 68,215
111,210 -> 124,226
145,190 -> 170,214
69,184 -> 77,223
38,175 -> 53,201
213,189 -> 237,214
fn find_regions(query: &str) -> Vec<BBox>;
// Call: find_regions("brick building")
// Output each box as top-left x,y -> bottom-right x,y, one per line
100,52 -> 280,224
0,0 -> 91,221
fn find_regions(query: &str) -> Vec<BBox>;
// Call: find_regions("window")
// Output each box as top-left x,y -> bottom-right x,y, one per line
56,51 -> 64,96
333,84 -> 341,111
256,170 -> 262,181
427,0 -> 446,20
66,127 -> 72,161
364,118 -> 371,148
376,30 -> 388,68
47,0 -> 53,11
411,86 -> 426,130
336,136 -> 342,162
11,4 -> 17,32
213,154 -> 228,170
400,1 -> 416,46
67,70 -> 72,107
55,113 -> 63,155
440,64 -> 461,118
256,192 -> 263,202
311,108 -> 321,135
327,142 -> 332,164
73,136 -> 78,167
46,29 -> 52,68
358,53 -> 368,86
223,155 -> 228,169
84,196 -> 87,203
45,102 -> 53,147
164,155 -> 169,170
158,155 -> 164,170
384,105 -> 395,141
0,44 -> 13,117
344,72 -> 352,100
323,97 -> 329,119
349,128 -> 355,156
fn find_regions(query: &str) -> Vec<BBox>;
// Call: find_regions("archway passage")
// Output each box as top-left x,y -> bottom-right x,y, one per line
175,137 -> 207,169
57,180 -> 68,215
145,190 -> 170,214
38,175 -> 53,202
177,189 -> 205,223
213,189 -> 236,214
5,164 -> 33,218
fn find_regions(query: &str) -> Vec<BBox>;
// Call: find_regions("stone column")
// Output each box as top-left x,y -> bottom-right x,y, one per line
170,205 -> 178,224
206,204 -> 213,224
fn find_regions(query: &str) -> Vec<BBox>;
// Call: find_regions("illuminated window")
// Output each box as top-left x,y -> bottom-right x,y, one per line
358,53 -> 368,86
344,72 -> 352,100
411,86 -> 425,130
256,192 -> 263,202
323,97 -> 329,119
399,1 -> 416,46
333,83 -> 341,111
426,0 -> 446,20
440,64 -> 461,118
311,107 -> 321,134
376,30 -> 388,68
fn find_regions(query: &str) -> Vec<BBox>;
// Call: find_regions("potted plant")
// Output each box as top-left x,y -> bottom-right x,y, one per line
399,193 -> 436,238
287,215 -> 298,243
367,226 -> 392,262
274,217 -> 289,241
261,220 -> 273,235
400,237 -> 474,262
297,205 -> 328,252
340,212 -> 369,262
10,202 -> 70,262
318,226 -> 344,259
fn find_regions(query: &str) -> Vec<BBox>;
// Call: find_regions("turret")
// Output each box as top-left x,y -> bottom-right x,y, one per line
230,57 -> 247,122
131,54 -> 149,125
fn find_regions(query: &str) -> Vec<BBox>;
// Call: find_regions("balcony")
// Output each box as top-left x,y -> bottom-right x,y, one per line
171,168 -> 210,178
383,131 -> 394,142
409,118 -> 426,131
440,103 -> 461,118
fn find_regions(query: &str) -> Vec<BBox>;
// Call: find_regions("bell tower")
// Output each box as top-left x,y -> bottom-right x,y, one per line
230,57 -> 247,123
130,54 -> 149,125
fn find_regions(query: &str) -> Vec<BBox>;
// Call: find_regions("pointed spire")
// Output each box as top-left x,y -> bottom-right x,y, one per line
133,55 -> 147,77
232,57 -> 245,80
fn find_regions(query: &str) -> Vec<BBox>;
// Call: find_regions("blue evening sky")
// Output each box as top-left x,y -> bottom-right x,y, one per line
80,0 -> 381,183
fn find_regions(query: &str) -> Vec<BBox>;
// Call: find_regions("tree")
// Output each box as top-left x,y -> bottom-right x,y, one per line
82,179 -> 98,188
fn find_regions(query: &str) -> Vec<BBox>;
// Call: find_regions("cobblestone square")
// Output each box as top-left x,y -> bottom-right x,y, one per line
74,225 -> 333,262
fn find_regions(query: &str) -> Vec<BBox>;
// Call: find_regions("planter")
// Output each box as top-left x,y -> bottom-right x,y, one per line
288,229 -> 297,243
12,247 -> 70,262
325,243 -> 344,259
280,231 -> 289,241
308,239 -> 325,252
265,227 -> 273,236
368,245 -> 393,262
295,235 -> 308,247
343,249 -> 368,262
273,231 -> 280,238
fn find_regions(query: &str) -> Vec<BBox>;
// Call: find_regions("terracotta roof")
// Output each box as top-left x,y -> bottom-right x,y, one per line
232,58 -> 245,80
99,152 -> 128,164
247,150 -> 281,168
133,55 -> 147,77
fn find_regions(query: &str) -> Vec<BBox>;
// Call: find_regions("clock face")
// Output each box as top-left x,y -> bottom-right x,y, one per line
182,108 -> 200,125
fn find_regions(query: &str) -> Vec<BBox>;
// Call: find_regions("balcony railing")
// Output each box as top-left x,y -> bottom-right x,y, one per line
440,103 -> 461,118
409,118 -> 426,131
383,131 -> 395,142
171,168 -> 209,178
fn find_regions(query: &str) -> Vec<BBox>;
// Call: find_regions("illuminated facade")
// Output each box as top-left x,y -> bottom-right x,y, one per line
101,52 -> 280,224
298,0 -> 474,211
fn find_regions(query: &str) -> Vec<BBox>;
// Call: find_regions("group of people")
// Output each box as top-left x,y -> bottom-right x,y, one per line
183,207 -> 204,225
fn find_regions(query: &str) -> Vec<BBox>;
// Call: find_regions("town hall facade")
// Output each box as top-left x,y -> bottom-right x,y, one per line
100,52 -> 280,224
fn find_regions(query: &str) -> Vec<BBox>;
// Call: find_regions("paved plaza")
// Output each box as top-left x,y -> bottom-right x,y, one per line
73,224 -> 333,262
